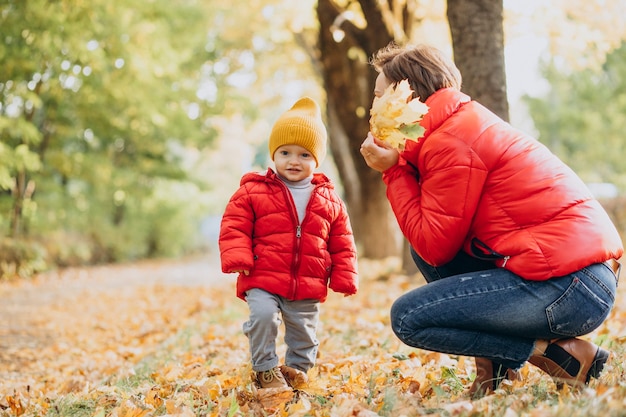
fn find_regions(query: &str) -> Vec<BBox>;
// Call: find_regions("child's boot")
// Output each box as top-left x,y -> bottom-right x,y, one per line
256,366 -> 289,389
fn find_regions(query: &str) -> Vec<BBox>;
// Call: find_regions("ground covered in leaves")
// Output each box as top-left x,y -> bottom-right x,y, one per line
1,254 -> 626,417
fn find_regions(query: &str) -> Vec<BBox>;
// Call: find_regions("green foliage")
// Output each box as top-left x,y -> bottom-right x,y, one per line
0,237 -> 48,279
0,0 -> 325,276
524,41 -> 626,189
0,0 -> 269,271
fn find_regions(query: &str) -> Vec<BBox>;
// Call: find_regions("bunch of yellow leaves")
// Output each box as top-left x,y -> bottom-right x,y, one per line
369,79 -> 429,150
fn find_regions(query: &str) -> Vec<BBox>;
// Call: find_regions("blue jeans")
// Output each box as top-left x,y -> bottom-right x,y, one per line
390,249 -> 617,369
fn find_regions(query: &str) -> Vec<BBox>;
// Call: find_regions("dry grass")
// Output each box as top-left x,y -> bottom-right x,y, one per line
1,256 -> 625,416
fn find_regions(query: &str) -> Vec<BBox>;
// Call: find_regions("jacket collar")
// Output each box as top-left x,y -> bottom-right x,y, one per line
400,88 -> 471,162
240,167 -> 332,187
421,88 -> 471,137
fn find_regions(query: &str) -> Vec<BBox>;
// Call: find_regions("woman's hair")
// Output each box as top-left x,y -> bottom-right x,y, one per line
370,43 -> 462,101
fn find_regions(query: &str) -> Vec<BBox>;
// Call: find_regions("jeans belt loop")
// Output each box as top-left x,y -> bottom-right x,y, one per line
605,259 -> 621,286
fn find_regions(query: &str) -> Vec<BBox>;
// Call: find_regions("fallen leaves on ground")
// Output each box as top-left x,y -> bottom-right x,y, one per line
1,255 -> 626,416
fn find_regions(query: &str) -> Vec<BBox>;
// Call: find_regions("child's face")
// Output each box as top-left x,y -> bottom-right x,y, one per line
273,144 -> 316,182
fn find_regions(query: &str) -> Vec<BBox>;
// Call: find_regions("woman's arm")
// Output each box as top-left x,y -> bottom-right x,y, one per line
385,136 -> 488,266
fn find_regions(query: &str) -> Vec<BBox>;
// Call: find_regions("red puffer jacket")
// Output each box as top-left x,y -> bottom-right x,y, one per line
382,88 -> 623,280
219,168 -> 358,301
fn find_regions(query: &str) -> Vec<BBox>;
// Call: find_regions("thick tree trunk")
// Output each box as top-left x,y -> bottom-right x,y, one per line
316,0 -> 403,258
447,0 -> 510,121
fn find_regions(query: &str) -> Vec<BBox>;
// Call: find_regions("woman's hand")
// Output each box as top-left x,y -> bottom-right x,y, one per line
360,132 -> 400,172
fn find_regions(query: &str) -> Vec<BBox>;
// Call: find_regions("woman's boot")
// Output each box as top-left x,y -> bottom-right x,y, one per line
469,357 -> 521,398
528,338 -> 610,387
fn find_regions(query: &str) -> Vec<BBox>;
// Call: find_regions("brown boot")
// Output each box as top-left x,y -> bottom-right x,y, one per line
256,366 -> 289,389
469,357 -> 521,398
529,338 -> 610,387
279,365 -> 309,389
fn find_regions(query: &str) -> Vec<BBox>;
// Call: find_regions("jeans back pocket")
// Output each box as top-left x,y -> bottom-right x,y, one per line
546,275 -> 612,337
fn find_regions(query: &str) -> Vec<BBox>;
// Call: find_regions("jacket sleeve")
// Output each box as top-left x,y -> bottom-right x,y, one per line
327,198 -> 359,295
382,135 -> 488,266
218,185 -> 255,274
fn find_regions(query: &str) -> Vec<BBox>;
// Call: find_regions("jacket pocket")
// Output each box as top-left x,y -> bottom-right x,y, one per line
470,238 -> 506,261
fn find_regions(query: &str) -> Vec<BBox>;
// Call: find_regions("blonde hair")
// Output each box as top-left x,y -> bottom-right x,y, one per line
370,43 -> 462,101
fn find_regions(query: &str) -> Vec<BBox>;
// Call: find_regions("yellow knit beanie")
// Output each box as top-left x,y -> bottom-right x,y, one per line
268,97 -> 327,167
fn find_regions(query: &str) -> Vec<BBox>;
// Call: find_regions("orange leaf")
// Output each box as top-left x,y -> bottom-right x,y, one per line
6,394 -> 25,417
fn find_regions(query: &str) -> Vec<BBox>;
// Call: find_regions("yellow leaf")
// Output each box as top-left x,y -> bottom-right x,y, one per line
145,387 -> 163,408
370,79 -> 429,150
118,400 -> 151,417
256,387 -> 294,412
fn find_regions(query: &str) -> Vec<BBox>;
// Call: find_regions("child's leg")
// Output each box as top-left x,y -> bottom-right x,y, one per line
243,288 -> 282,372
281,298 -> 320,372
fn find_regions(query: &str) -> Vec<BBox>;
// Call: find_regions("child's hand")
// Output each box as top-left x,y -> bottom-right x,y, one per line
233,270 -> 250,276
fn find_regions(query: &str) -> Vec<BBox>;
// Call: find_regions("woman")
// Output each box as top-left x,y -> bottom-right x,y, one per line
360,43 -> 623,397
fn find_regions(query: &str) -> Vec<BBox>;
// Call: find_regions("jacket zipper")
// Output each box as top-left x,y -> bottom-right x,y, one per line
292,224 -> 302,298
279,177 -> 320,299
470,237 -> 510,268
280,181 -> 304,299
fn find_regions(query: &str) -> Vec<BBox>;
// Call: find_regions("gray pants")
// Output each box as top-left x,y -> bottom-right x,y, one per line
243,288 -> 320,372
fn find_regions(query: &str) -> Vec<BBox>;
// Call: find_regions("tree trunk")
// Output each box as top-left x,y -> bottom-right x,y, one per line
447,0 -> 510,121
10,171 -> 26,237
316,0 -> 404,259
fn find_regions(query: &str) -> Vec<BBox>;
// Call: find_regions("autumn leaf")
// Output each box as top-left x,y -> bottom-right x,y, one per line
145,387 -> 164,408
255,387 -> 294,411
6,394 -> 25,416
118,400 -> 151,417
369,79 -> 429,150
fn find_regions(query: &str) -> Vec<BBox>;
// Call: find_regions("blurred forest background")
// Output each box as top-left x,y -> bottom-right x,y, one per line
1,0 -> 626,279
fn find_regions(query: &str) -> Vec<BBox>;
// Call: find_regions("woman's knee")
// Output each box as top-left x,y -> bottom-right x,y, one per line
390,296 -> 410,337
